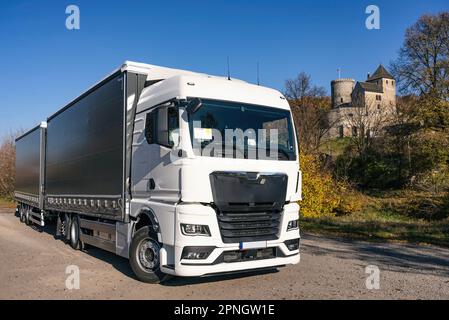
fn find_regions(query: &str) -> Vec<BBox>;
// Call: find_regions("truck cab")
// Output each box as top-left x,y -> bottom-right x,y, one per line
129,72 -> 301,281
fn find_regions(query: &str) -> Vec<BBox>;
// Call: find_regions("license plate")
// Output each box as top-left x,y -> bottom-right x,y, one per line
239,241 -> 267,250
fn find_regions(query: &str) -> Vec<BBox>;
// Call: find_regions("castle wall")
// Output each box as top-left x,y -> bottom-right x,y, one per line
327,70 -> 397,139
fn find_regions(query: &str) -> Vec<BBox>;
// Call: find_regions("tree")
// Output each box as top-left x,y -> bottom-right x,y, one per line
0,133 -> 16,198
391,12 -> 449,100
284,72 -> 327,101
388,12 -> 449,188
284,72 -> 332,153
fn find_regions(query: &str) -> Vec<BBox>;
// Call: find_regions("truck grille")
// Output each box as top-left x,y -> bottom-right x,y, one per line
217,211 -> 281,243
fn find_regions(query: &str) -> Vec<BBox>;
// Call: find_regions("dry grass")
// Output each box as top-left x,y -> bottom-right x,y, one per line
0,197 -> 16,209
300,190 -> 449,247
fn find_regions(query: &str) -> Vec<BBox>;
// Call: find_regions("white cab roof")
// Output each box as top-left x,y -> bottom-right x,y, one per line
136,74 -> 290,113
121,60 -> 248,83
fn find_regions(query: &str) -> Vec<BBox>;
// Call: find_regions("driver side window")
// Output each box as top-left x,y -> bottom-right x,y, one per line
145,105 -> 179,148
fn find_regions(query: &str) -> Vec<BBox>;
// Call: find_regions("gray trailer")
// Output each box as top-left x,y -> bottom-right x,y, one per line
45,72 -> 126,219
15,123 -> 46,225
16,66 -> 147,253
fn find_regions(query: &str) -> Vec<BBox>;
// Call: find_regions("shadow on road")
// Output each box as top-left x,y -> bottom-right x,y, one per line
35,218 -> 280,285
302,233 -> 449,277
36,221 -> 137,280
162,268 -> 279,287
19,212 -> 449,284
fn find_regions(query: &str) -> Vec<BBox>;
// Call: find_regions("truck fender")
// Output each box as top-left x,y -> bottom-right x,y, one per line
132,208 -> 162,243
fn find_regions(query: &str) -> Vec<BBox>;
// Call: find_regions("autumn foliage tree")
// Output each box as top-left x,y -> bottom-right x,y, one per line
0,134 -> 16,199
284,73 -> 362,216
389,11 -> 449,190
391,12 -> 449,101
284,72 -> 333,154
391,11 -> 449,130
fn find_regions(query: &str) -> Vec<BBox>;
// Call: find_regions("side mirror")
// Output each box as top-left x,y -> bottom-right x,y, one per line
186,98 -> 203,114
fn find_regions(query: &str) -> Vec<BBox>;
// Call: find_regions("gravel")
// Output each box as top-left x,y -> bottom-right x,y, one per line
1,209 -> 448,300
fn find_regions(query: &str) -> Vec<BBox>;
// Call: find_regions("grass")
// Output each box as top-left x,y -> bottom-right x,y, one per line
307,137 -> 449,247
300,191 -> 449,247
320,137 -> 352,157
0,196 -> 15,209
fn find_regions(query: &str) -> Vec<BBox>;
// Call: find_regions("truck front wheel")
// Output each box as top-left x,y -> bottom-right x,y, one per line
129,226 -> 169,283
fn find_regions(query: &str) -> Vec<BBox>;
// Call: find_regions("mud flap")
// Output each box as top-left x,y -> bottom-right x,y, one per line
55,213 -> 71,241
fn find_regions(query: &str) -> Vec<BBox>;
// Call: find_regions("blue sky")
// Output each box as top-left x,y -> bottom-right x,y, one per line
0,0 -> 448,136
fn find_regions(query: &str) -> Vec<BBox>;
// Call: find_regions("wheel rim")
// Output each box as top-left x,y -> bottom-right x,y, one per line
137,238 -> 160,271
71,220 -> 78,244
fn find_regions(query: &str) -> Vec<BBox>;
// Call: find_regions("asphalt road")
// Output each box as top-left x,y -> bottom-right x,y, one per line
1,208 -> 448,299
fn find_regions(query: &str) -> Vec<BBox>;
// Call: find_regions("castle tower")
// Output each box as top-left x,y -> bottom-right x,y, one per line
331,78 -> 355,108
366,64 -> 396,109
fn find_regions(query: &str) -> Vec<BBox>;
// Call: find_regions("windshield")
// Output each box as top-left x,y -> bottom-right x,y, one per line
187,99 -> 297,161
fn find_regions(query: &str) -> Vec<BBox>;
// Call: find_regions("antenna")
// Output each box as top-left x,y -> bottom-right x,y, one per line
227,56 -> 231,80
337,68 -> 341,79
257,61 -> 260,85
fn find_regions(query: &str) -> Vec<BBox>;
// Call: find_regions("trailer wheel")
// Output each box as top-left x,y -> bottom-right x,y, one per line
25,207 -> 31,226
19,206 -> 26,223
129,226 -> 169,283
69,216 -> 84,250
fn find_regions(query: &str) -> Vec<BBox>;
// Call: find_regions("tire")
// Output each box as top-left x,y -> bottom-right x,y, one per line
19,206 -> 26,223
69,216 -> 83,250
129,226 -> 169,283
25,208 -> 31,226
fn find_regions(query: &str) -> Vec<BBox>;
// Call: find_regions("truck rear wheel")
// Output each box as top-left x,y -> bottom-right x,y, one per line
19,206 -> 26,223
69,216 -> 84,250
129,226 -> 169,283
25,207 -> 31,226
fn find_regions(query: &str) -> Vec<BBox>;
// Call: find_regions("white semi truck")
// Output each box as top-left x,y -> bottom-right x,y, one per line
14,61 -> 301,283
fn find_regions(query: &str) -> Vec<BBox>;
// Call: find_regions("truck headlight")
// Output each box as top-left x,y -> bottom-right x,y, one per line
181,223 -> 211,236
287,220 -> 299,231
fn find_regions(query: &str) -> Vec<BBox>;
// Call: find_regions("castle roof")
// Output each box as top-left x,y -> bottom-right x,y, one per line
367,64 -> 394,81
356,81 -> 383,93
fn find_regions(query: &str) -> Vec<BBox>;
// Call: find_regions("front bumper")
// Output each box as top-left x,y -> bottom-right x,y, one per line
160,202 -> 300,277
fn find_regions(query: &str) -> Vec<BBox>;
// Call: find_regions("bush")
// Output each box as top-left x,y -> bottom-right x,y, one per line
379,190 -> 449,221
300,153 -> 364,217
334,148 -> 405,189
0,134 -> 15,198
409,130 -> 449,175
333,129 -> 449,190
412,165 -> 449,194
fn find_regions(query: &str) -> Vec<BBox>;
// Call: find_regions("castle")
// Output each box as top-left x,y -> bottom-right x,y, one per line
328,65 -> 397,138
